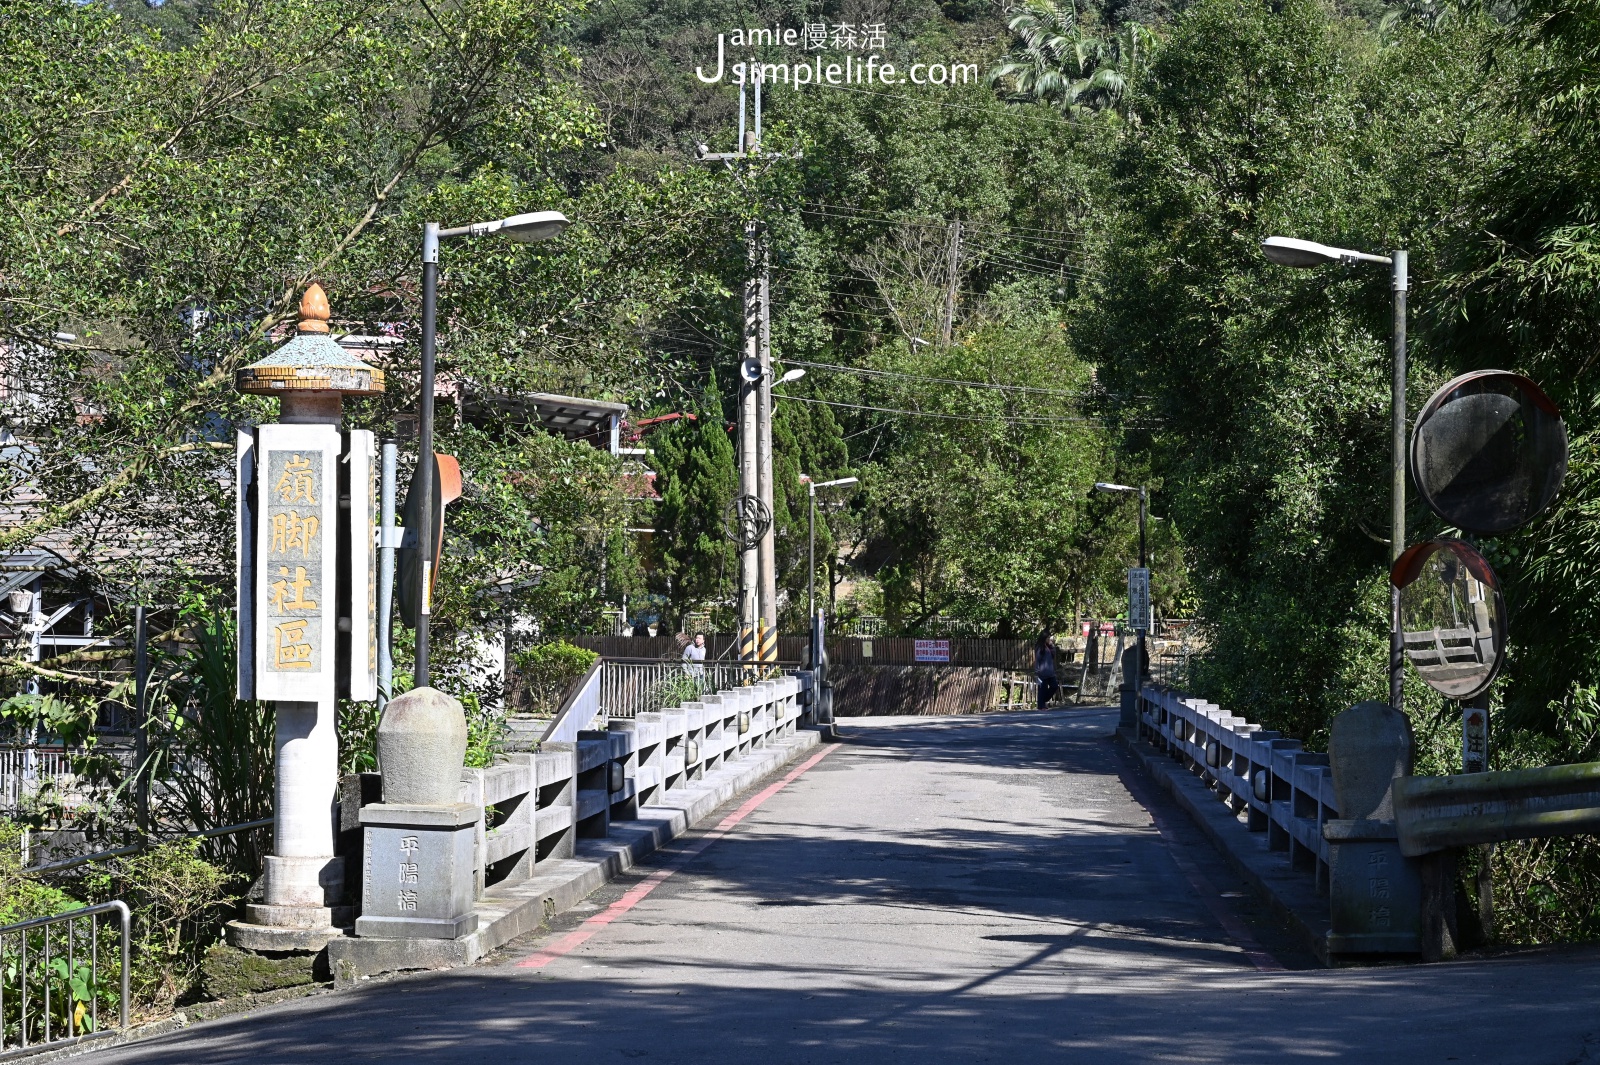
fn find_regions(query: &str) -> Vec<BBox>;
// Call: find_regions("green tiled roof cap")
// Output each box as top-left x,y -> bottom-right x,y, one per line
237,284 -> 385,395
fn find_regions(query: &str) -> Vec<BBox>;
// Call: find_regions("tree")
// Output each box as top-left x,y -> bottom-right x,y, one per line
1080,0 -> 1502,737
988,0 -> 1156,119
650,382 -> 738,630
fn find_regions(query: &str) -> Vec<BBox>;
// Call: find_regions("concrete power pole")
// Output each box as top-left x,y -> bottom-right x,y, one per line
941,219 -> 963,348
756,230 -> 777,664
698,77 -> 798,672
739,217 -> 761,669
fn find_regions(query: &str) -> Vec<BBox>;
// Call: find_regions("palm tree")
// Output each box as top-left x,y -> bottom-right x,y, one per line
987,1 -> 1155,120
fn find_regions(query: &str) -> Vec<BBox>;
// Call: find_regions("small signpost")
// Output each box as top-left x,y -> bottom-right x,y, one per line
913,639 -> 950,663
1128,567 -> 1151,633
1463,706 -> 1489,774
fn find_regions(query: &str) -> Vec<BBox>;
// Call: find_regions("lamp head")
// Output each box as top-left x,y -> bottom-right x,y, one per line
778,368 -> 806,385
1260,236 -> 1344,268
499,210 -> 570,243
1094,482 -> 1136,493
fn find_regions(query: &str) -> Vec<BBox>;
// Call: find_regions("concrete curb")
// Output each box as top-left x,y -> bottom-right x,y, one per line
1116,727 -> 1334,964
3,984 -> 335,1063
327,726 -> 824,985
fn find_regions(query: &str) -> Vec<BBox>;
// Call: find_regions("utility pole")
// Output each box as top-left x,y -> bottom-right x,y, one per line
739,214 -> 761,671
941,219 -> 963,348
697,76 -> 800,674
756,218 -> 777,665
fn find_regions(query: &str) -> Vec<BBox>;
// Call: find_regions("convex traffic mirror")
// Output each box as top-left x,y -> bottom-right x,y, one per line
1410,370 -> 1567,535
1391,538 -> 1506,700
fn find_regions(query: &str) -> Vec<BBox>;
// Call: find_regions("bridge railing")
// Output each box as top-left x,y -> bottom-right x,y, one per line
599,659 -> 750,720
450,673 -> 812,901
1138,685 -> 1339,893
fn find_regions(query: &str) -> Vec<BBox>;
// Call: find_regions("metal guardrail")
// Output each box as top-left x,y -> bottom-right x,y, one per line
1393,761 -> 1600,857
22,817 -> 274,877
0,901 -> 130,1055
0,747 -> 142,814
600,660 -> 752,720
1138,685 -> 1339,890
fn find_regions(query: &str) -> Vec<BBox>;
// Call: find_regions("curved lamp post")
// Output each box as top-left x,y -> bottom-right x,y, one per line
799,475 -> 859,623
415,211 -> 569,686
1261,235 -> 1408,712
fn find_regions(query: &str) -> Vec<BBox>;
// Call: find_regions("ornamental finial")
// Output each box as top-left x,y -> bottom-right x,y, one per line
298,284 -> 331,334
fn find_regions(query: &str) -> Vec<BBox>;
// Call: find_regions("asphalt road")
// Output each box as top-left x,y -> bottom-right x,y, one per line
95,709 -> 1600,1064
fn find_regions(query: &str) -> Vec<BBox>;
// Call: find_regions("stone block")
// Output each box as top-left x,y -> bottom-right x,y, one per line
1329,701 -> 1413,820
1324,818 -> 1422,955
355,802 -> 478,940
201,942 -> 322,1000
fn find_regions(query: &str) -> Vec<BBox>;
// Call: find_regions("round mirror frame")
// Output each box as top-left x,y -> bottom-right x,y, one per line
1390,538 -> 1508,701
1409,369 -> 1567,535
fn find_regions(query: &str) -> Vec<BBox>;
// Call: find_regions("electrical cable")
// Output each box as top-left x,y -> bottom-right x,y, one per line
781,358 -> 1098,400
776,392 -> 1114,425
820,82 -> 1081,129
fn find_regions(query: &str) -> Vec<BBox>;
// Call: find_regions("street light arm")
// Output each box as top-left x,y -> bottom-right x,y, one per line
437,211 -> 569,243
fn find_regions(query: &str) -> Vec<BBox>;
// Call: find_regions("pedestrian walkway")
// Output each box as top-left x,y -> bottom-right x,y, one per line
95,710 -> 1600,1064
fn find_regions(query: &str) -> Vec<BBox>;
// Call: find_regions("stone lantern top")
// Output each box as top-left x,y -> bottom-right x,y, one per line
236,284 -> 386,398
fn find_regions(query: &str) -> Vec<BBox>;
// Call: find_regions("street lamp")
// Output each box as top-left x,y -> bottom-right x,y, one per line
777,368 -> 806,385
415,210 -> 569,687
800,475 -> 859,622
1261,235 -> 1407,712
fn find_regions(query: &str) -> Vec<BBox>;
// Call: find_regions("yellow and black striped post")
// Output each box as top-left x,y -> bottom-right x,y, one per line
759,618 -> 778,676
739,622 -> 758,684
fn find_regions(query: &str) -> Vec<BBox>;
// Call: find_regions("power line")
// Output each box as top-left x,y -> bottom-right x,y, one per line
782,358 -> 1097,400
775,392 -> 1107,425
801,202 -> 1091,248
822,83 -> 1080,130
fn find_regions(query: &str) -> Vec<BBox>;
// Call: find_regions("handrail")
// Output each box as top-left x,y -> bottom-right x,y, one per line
1393,761 -> 1600,856
540,658 -> 603,745
0,900 -> 130,1052
23,818 -> 274,876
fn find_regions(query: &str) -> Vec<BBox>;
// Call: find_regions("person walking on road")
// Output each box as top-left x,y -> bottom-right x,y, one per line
1034,632 -> 1061,709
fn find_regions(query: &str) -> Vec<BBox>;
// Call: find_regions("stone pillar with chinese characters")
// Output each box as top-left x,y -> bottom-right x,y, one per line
227,285 -> 384,953
354,804 -> 478,939
1323,701 -> 1424,956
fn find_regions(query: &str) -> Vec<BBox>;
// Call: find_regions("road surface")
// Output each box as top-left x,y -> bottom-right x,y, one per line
96,709 -> 1600,1064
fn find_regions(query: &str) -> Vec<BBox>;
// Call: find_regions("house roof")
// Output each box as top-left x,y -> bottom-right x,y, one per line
461,388 -> 628,448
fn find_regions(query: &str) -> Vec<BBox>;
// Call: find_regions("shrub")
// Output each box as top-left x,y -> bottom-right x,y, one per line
82,840 -> 237,1012
0,820 -> 81,926
510,641 -> 598,715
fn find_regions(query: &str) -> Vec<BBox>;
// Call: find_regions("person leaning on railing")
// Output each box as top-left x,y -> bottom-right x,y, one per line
682,632 -> 707,689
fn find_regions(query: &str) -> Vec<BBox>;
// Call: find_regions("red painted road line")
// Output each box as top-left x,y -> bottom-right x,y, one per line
514,742 -> 840,969
1117,756 -> 1285,972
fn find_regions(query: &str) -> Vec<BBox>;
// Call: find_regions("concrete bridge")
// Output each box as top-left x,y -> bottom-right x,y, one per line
92,709 -> 1600,1064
